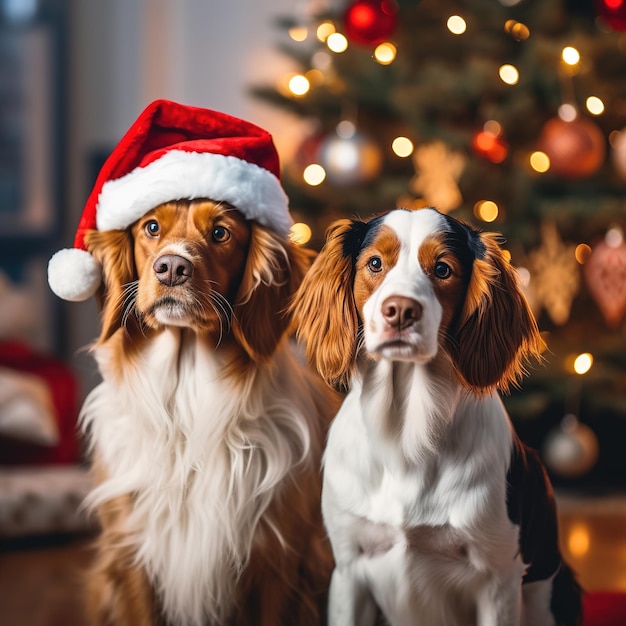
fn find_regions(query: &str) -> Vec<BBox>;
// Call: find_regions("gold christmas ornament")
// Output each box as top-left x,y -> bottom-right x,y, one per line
527,221 -> 580,325
410,142 -> 466,213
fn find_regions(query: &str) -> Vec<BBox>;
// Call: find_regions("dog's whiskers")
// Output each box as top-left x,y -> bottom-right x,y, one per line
119,280 -> 150,338
120,281 -> 139,327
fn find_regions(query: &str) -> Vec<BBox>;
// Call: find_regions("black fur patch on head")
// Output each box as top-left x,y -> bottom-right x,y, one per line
440,212 -> 486,262
341,215 -> 385,263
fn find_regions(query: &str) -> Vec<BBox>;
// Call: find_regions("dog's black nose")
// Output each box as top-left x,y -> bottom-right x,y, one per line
382,296 -> 422,329
153,254 -> 193,287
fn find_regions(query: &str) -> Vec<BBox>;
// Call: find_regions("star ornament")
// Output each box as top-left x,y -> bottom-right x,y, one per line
410,141 -> 467,214
528,221 -> 580,326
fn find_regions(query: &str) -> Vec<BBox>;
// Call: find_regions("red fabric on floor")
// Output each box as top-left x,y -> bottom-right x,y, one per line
585,592 -> 626,626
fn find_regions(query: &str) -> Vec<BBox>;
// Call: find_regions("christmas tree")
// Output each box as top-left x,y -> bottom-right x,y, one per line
252,0 -> 626,489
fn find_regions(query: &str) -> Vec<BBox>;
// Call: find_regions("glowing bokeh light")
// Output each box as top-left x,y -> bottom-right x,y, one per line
562,46 -> 581,66
392,136 -> 414,157
484,120 -> 502,136
568,524 -> 590,557
530,151 -> 550,173
586,96 -> 605,115
303,164 -> 326,186
317,21 -> 336,42
558,103 -> 578,122
289,25 -> 308,42
474,200 -> 499,222
336,120 -> 356,139
574,353 -> 593,375
374,42 -> 397,65
606,227 -> 624,248
499,64 -> 519,85
327,32 -> 348,53
288,74 -> 310,96
504,20 -> 530,41
447,15 -> 467,35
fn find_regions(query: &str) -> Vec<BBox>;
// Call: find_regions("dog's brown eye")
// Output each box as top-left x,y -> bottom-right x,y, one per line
367,256 -> 383,273
434,261 -> 452,279
145,220 -> 160,238
212,226 -> 231,242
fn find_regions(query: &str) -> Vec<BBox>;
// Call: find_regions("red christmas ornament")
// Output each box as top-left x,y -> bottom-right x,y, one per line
584,231 -> 626,329
290,131 -> 325,178
472,130 -> 508,164
343,0 -> 398,46
537,116 -> 606,179
595,0 -> 626,32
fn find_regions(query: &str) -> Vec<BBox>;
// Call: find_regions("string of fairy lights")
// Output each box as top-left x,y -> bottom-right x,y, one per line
274,1 -> 626,445
282,8 -> 615,228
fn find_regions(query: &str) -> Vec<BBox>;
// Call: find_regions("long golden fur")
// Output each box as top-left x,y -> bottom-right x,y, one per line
81,199 -> 338,626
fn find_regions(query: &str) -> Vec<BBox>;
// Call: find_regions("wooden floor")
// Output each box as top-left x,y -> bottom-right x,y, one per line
0,495 -> 624,626
558,494 -> 626,592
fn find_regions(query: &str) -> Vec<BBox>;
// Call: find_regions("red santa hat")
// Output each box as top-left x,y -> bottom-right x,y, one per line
48,99 -> 292,302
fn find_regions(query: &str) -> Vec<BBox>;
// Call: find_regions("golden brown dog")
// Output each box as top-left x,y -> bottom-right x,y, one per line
80,198 -> 338,626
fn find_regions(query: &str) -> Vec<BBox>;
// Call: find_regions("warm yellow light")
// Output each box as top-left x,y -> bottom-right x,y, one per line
586,96 -> 605,115
288,25 -> 308,42
473,200 -> 499,223
317,21 -> 336,42
374,42 -> 397,65
529,151 -> 550,173
290,222 -> 312,245
574,353 -> 593,375
499,64 -> 519,85
575,243 -> 592,264
562,46 -> 580,66
558,103 -> 578,122
447,15 -> 467,35
288,74 -> 310,96
392,136 -> 414,157
568,525 -> 591,558
327,32 -> 348,53
303,163 -> 326,186
568,524 -> 590,557
504,20 -> 530,41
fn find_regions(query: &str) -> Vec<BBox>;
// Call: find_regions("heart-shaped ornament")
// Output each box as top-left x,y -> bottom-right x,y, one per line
584,232 -> 626,329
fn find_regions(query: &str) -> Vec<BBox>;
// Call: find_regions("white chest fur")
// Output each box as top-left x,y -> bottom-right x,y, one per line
321,361 -> 523,624
82,330 -> 318,626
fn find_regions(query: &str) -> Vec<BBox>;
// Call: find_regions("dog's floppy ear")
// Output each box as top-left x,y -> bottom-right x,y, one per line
84,228 -> 137,343
448,232 -> 543,393
232,223 -> 312,362
290,218 -> 367,391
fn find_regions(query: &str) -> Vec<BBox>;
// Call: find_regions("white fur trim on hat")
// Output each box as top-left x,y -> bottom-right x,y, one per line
48,248 -> 102,302
96,150 -> 293,236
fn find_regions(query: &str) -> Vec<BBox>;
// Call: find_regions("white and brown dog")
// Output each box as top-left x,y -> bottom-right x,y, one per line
291,207 -> 582,626
48,100 -> 339,626
79,198 -> 338,625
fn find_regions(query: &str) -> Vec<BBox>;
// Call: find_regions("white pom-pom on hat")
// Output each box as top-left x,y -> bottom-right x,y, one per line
48,99 -> 292,302
48,248 -> 102,302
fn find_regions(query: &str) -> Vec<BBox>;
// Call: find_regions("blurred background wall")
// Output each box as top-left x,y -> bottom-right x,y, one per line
0,0 -> 301,392
67,0 -> 304,389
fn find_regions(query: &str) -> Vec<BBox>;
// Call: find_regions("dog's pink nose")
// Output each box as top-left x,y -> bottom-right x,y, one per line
153,254 -> 193,287
382,296 -> 422,329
